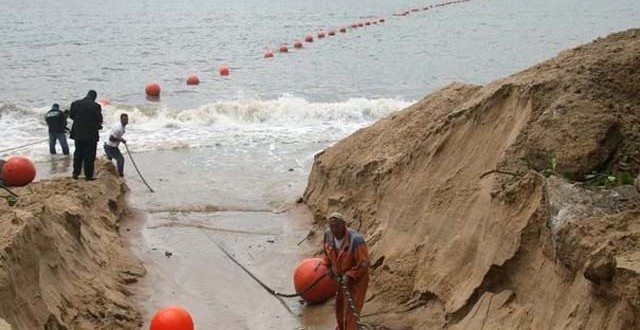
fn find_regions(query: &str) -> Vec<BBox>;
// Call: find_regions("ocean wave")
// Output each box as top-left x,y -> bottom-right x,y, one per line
105,95 -> 412,129
0,96 -> 412,162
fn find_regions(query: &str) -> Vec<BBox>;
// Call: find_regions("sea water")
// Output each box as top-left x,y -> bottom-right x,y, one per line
1,0 -> 638,165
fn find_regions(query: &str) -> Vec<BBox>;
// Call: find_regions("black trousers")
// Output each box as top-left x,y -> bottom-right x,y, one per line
73,140 -> 97,179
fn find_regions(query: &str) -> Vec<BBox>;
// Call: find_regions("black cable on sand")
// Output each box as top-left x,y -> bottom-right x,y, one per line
199,229 -> 330,316
199,230 -> 296,315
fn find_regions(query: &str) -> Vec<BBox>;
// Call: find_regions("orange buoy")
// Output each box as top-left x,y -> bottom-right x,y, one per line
186,75 -> 200,85
379,18 -> 385,23
317,32 -> 325,38
279,44 -> 289,53
145,83 -> 161,97
293,40 -> 303,48
2,157 -> 36,187
293,258 -> 337,304
339,27 -> 346,33
149,306 -> 194,330
328,30 -> 336,36
264,49 -> 274,58
98,98 -> 111,106
305,35 -> 313,42
219,65 -> 230,76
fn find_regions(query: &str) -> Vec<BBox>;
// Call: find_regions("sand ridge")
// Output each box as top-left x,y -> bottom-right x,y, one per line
304,29 -> 640,329
0,160 -> 144,329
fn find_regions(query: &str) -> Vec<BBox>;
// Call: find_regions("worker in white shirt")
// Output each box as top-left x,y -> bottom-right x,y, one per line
103,113 -> 128,177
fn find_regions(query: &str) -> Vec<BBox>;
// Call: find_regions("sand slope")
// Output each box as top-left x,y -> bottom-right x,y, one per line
304,29 -> 640,329
0,161 -> 144,329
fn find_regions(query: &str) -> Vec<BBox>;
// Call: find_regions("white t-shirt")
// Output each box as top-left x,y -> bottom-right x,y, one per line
106,123 -> 125,147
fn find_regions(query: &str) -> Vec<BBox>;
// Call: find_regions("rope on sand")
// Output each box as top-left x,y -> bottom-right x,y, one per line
0,138 -> 48,154
123,143 -> 154,192
337,275 -> 372,330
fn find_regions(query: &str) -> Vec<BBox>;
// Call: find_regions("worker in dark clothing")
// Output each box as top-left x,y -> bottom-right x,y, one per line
45,103 -> 70,155
69,90 -> 103,181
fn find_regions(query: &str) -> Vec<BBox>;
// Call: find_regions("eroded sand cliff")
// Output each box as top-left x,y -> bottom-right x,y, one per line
304,29 -> 640,329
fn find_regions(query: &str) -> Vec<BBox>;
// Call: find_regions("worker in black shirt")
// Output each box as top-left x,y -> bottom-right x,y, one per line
45,103 -> 70,155
69,90 -> 103,181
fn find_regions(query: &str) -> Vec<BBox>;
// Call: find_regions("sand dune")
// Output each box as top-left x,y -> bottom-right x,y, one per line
304,29 -> 640,329
0,161 -> 144,329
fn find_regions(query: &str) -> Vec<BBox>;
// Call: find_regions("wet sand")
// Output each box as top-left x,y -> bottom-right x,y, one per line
122,206 -> 334,329
35,148 -> 335,329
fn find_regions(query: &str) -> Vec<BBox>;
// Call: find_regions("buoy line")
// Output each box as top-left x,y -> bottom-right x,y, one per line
139,0 -> 476,98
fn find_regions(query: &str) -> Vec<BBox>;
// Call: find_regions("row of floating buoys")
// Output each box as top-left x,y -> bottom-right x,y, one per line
394,0 -> 471,16
262,16 -> 386,61
142,0 -> 473,98
143,68 -> 229,97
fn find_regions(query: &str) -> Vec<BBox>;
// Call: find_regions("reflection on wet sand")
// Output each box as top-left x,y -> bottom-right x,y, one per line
48,155 -> 71,175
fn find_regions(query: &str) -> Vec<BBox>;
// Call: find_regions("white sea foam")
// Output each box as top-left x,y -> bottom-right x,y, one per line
0,96 -> 412,161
